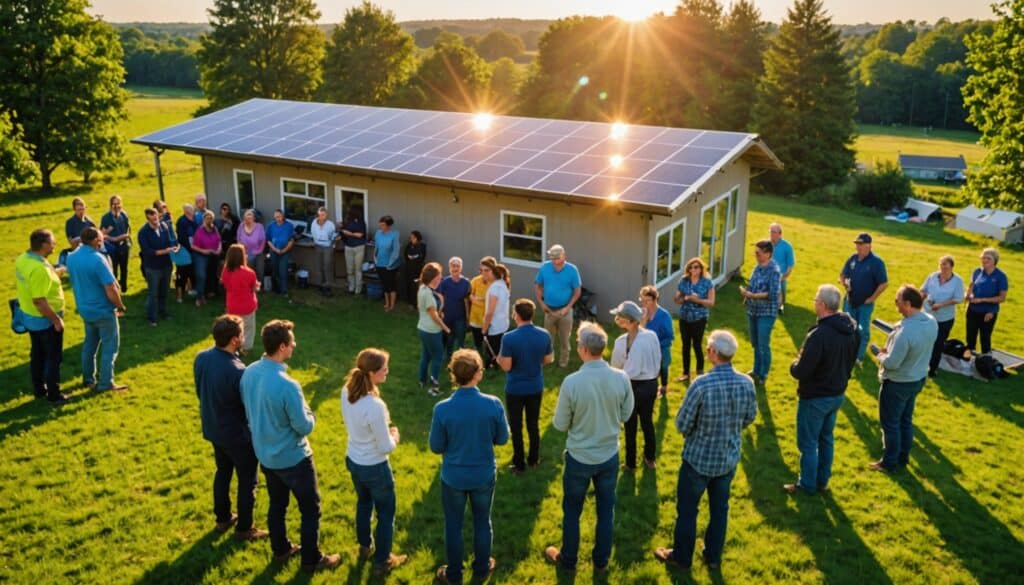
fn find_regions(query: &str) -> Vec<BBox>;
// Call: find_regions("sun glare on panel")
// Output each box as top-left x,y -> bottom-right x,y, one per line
610,122 -> 628,139
473,112 -> 493,131
609,192 -> 620,201
609,155 -> 624,168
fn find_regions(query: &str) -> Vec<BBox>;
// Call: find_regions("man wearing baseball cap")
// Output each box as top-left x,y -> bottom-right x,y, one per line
839,233 -> 888,362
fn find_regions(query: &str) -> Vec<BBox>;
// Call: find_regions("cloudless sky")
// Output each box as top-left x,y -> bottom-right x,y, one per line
87,0 -> 994,25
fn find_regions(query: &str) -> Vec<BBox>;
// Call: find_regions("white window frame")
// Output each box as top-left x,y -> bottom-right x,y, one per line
726,185 -> 740,235
333,185 -> 369,226
700,188 -> 735,285
280,176 -> 327,229
233,169 -> 255,214
499,209 -> 546,268
653,217 -> 687,288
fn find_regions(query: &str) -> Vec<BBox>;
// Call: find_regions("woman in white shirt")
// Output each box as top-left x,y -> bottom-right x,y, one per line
482,263 -> 511,369
920,254 -> 964,377
341,348 -> 407,574
417,262 -> 450,396
310,207 -> 337,296
610,300 -> 662,472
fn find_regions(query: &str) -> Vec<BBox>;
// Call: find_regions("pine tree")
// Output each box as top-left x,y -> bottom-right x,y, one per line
718,0 -> 768,131
753,0 -> 856,194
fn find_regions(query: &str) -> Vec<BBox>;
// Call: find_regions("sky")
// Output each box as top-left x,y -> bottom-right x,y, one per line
87,0 -> 995,25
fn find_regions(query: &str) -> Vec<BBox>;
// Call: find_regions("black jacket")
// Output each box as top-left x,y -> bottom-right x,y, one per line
790,312 -> 859,399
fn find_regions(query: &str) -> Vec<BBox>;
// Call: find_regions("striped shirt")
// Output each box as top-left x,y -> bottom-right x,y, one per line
676,363 -> 757,477
746,261 -> 781,318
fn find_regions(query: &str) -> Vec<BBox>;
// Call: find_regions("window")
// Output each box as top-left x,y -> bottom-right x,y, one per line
500,210 -> 546,267
234,169 -> 255,213
334,186 -> 367,225
727,187 -> 739,233
280,177 -> 326,228
700,188 -> 736,282
654,218 -> 686,287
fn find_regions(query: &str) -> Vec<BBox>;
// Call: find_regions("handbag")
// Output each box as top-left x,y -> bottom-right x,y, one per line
9,299 -> 28,334
170,246 -> 192,266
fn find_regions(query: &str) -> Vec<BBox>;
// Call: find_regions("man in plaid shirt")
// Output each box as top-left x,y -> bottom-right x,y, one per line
655,329 -> 757,571
739,240 -> 781,385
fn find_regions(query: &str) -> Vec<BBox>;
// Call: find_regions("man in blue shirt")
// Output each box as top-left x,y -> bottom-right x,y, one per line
64,197 -> 96,250
194,315 -> 268,541
497,299 -> 553,474
240,320 -> 340,573
438,257 -> 472,358
101,195 -> 131,293
66,227 -> 128,392
265,210 -> 296,296
839,233 -> 888,362
193,193 -> 210,227
769,223 -> 795,313
534,244 -> 582,368
655,330 -> 757,571
738,240 -> 781,385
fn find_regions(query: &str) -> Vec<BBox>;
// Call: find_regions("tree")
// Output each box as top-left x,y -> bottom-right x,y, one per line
488,57 -> 525,111
718,0 -> 768,131
0,0 -> 127,191
396,33 -> 490,112
197,0 -> 324,113
962,0 -> 1024,210
856,49 -> 911,125
753,0 -> 857,195
413,27 -> 443,48
0,112 -> 37,190
869,21 -> 918,54
475,30 -> 525,61
321,2 -> 415,106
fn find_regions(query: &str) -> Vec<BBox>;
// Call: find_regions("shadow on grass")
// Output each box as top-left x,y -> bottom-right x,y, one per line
932,373 -> 1023,428
132,528 -> 244,584
742,388 -> 893,585
777,303 -> 817,356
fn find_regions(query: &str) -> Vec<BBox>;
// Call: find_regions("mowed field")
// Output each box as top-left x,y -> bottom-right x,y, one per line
0,93 -> 1021,584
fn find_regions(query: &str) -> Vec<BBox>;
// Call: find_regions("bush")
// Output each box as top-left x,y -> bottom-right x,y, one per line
851,161 -> 913,209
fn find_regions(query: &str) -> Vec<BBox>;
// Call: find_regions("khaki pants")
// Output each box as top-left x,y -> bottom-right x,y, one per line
315,246 -> 334,288
242,311 -> 256,351
345,245 -> 365,293
544,310 -> 573,367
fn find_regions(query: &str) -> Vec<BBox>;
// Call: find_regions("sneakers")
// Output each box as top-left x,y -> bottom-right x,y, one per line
48,393 -> 70,405
274,544 -> 301,563
544,546 -> 574,572
302,553 -> 341,573
215,515 -> 238,533
98,383 -> 129,392
867,460 -> 894,473
654,547 -> 690,570
644,458 -> 657,469
358,545 -> 374,560
373,553 -> 408,575
234,527 -> 269,541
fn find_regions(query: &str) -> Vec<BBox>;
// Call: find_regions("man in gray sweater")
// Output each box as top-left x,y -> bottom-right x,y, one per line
869,285 -> 937,472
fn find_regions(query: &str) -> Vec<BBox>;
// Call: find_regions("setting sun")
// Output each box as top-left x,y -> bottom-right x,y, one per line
602,1 -> 674,22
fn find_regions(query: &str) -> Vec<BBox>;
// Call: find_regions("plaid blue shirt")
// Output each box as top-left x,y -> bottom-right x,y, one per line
676,363 -> 757,477
677,276 -> 713,322
746,261 -> 781,317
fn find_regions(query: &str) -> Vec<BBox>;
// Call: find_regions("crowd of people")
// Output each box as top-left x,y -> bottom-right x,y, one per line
12,196 -> 1012,578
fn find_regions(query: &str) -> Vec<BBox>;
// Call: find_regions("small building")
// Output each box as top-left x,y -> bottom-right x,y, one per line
898,154 -> 967,182
955,205 -> 1024,244
133,98 -> 781,311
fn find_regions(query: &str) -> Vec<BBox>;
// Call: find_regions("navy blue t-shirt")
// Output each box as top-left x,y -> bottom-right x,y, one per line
841,251 -> 888,307
437,275 -> 471,326
500,324 -> 553,396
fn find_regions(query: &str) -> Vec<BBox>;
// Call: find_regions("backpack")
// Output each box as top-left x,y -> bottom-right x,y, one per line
943,339 -> 969,359
974,354 -> 1007,380
9,299 -> 28,334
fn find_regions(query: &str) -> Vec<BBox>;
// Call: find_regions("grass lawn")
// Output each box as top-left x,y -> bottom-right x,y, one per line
0,94 -> 1022,584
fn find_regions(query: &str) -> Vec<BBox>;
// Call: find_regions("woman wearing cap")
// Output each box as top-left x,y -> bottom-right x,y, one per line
965,248 -> 1009,355
482,263 -> 511,369
417,262 -> 450,396
639,285 -> 675,397
610,300 -> 662,471
920,255 -> 964,376
674,257 -> 715,383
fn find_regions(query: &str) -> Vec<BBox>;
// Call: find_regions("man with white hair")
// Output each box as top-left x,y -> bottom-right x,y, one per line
535,244 -> 582,368
655,329 -> 757,571
193,193 -> 210,227
769,223 -> 795,313
437,257 -> 471,358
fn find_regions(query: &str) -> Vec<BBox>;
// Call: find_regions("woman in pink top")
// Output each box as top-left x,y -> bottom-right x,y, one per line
221,244 -> 260,353
192,213 -> 222,306
237,209 -> 266,289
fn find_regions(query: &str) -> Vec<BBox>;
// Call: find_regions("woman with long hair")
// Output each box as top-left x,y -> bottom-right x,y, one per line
418,262 -> 451,396
341,349 -> 407,575
673,257 -> 715,382
220,244 -> 259,353
482,263 -> 511,369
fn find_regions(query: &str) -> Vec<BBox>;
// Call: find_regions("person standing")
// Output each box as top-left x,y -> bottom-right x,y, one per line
769,223 -> 795,313
868,286 -> 938,473
639,285 -> 675,396
373,215 -> 400,312
467,257 -> 495,356
438,257 -> 472,359
739,240 -> 781,385
137,208 -> 178,327
265,210 -> 295,297
341,348 -> 408,574
340,209 -> 367,294
240,320 -> 340,573
66,227 -> 128,393
192,213 -> 223,306
310,207 -> 337,296
920,255 -> 964,377
840,233 -> 888,362
610,301 -> 662,471
193,315 -> 268,542
100,195 -> 131,293
965,248 -> 1009,355
221,244 -> 260,354
784,285 -> 858,495
215,203 -> 240,250
193,193 -> 211,226
175,204 -> 198,303
237,210 -> 266,289
417,262 -> 451,396
654,330 -> 757,571
534,244 -> 582,368
403,230 -> 426,307
545,322 -> 634,574
15,229 -> 69,404
65,197 -> 96,250
674,257 -> 715,382
430,349 -> 509,584
496,299 -> 553,474
482,263 -> 511,369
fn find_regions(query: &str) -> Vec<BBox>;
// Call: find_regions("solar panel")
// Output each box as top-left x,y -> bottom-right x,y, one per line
133,98 -> 759,211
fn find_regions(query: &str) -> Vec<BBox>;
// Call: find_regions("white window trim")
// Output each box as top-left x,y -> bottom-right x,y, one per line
726,184 -> 741,235
333,185 -> 369,226
653,217 -> 687,289
280,176 -> 328,228
233,168 -> 255,214
499,209 -> 546,268
700,189 -> 735,285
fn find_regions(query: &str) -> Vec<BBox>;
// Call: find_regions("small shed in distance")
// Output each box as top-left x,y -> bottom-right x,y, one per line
133,99 -> 782,311
955,205 -> 1024,244
898,153 -> 967,182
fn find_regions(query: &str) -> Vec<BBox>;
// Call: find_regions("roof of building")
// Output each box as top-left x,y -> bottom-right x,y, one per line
898,154 -> 967,171
957,205 -> 1023,229
132,98 -> 781,215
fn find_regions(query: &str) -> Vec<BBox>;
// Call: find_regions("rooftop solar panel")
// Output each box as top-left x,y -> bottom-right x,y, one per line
458,163 -> 515,184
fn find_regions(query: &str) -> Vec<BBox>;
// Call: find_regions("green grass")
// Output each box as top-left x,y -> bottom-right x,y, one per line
0,94 -> 1022,584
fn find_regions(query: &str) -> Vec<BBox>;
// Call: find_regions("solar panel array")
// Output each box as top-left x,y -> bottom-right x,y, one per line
134,99 -> 755,210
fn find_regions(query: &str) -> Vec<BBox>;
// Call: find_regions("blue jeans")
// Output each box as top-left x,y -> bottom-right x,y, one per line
671,460 -> 735,566
796,394 -> 845,492
262,456 -> 323,567
81,315 -> 120,389
444,318 -> 467,358
844,300 -> 874,360
418,329 -> 445,385
660,345 -> 672,387
746,314 -> 777,379
212,440 -> 259,532
440,477 -> 496,584
559,452 -> 618,569
144,265 -> 171,323
270,251 -> 290,294
878,379 -> 925,469
193,253 -> 210,297
346,457 -> 396,566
